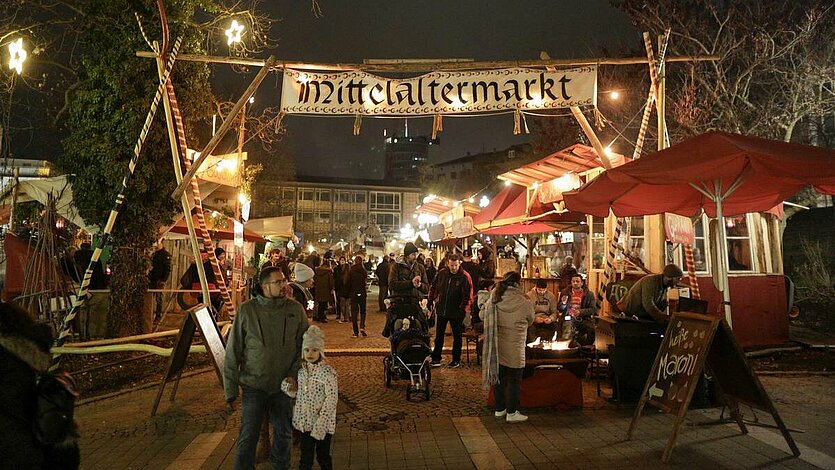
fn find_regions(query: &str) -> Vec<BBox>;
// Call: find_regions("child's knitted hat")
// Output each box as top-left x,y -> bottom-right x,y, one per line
303,325 -> 326,357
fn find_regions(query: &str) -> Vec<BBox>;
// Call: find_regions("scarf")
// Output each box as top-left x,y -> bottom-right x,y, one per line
481,293 -> 500,390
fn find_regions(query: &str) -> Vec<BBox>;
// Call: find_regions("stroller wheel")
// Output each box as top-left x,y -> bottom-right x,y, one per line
405,388 -> 412,401
421,367 -> 432,400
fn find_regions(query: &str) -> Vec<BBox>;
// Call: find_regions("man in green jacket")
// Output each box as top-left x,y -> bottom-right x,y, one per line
617,264 -> 684,323
224,266 -> 309,470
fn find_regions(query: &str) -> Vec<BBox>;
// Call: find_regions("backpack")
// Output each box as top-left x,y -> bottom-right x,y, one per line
33,370 -> 79,445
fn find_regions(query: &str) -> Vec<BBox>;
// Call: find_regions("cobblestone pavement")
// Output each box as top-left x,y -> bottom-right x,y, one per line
75,288 -> 835,469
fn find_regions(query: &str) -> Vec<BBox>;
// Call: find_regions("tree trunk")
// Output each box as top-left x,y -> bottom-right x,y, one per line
107,245 -> 151,337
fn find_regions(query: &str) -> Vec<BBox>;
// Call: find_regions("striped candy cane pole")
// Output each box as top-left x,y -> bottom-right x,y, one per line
596,214 -> 623,307
54,38 -> 183,348
633,31 -> 669,160
683,243 -> 701,299
164,80 -> 233,311
597,30 -> 672,308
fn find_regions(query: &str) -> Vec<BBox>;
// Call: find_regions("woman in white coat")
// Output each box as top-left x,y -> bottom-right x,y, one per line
480,271 -> 534,423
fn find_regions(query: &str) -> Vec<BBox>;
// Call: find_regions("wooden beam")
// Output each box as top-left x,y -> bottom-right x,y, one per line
172,56 -> 276,200
570,106 -> 613,170
137,50 -> 718,72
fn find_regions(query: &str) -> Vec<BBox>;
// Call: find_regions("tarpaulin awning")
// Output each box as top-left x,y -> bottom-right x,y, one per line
0,176 -> 98,233
245,216 -> 294,239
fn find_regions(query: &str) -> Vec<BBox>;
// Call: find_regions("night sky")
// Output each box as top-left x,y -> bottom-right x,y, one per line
233,0 -> 638,178
9,1 -> 638,178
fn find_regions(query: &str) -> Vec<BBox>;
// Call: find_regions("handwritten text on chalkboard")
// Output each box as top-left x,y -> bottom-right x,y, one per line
648,320 -> 708,403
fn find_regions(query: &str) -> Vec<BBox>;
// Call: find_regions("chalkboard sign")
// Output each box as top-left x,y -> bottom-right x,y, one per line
151,305 -> 226,416
642,313 -> 717,415
627,312 -> 799,463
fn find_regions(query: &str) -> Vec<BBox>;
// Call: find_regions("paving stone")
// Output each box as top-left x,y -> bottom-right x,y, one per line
73,293 -> 835,469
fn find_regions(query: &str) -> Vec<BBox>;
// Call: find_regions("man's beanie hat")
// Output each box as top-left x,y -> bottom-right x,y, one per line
403,242 -> 419,256
303,325 -> 326,357
294,262 -> 315,282
663,264 -> 684,278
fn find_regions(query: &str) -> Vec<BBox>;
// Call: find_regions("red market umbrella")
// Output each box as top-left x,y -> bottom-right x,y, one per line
563,131 -> 835,326
471,184 -> 525,226
480,221 -> 561,235
563,131 -> 835,218
474,183 -> 585,232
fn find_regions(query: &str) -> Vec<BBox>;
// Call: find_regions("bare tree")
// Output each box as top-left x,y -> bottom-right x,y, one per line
612,1 -> 835,141
611,0 -> 835,218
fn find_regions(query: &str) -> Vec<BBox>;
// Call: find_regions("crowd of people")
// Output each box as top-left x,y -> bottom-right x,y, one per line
1,231 -> 689,470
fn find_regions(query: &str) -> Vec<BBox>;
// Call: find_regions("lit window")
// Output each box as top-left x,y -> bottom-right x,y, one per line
725,215 -> 753,271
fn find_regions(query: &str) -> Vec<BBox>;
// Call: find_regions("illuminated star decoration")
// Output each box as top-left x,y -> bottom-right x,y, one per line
225,20 -> 245,46
8,38 -> 27,75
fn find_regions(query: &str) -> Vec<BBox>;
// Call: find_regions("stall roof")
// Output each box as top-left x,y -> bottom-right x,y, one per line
415,195 -> 481,217
496,144 -> 627,188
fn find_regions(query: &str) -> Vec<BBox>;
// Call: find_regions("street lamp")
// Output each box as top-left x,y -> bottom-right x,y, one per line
225,20 -> 245,46
8,38 -> 27,75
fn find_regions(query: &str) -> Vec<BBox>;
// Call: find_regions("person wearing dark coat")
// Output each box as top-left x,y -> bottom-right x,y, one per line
375,255 -> 391,312
333,256 -> 351,322
348,256 -> 369,337
460,251 -> 481,322
425,257 -> 438,286
149,242 -> 172,320
73,242 -> 107,289
0,301 -> 80,470
264,248 -> 292,280
313,261 -> 335,323
428,254 -> 472,368
383,243 -> 429,336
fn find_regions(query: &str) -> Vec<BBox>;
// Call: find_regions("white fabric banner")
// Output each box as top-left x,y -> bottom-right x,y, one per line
281,66 -> 597,115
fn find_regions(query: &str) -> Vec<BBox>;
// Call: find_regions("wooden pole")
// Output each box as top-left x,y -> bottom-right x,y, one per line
570,107 -> 613,170
136,50 -> 718,71
172,56 -> 276,200
8,167 -> 20,232
154,50 -> 212,306
656,34 -> 668,150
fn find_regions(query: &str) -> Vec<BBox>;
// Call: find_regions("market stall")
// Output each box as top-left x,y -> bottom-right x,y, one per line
564,131 -> 835,347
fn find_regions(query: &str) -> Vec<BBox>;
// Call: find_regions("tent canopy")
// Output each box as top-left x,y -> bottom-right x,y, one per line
0,176 -> 98,233
245,216 -> 294,239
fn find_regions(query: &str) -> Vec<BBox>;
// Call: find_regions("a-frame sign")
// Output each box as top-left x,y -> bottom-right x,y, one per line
627,312 -> 800,463
151,305 -> 226,416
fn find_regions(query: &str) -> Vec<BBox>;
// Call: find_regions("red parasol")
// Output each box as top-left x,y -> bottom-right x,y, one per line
563,131 -> 835,218
563,131 -> 835,326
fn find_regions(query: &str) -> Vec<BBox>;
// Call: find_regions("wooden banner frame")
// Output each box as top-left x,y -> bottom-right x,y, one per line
151,305 -> 226,416
627,312 -> 799,463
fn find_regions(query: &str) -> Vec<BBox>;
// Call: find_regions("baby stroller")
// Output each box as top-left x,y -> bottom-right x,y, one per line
383,315 -> 432,401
